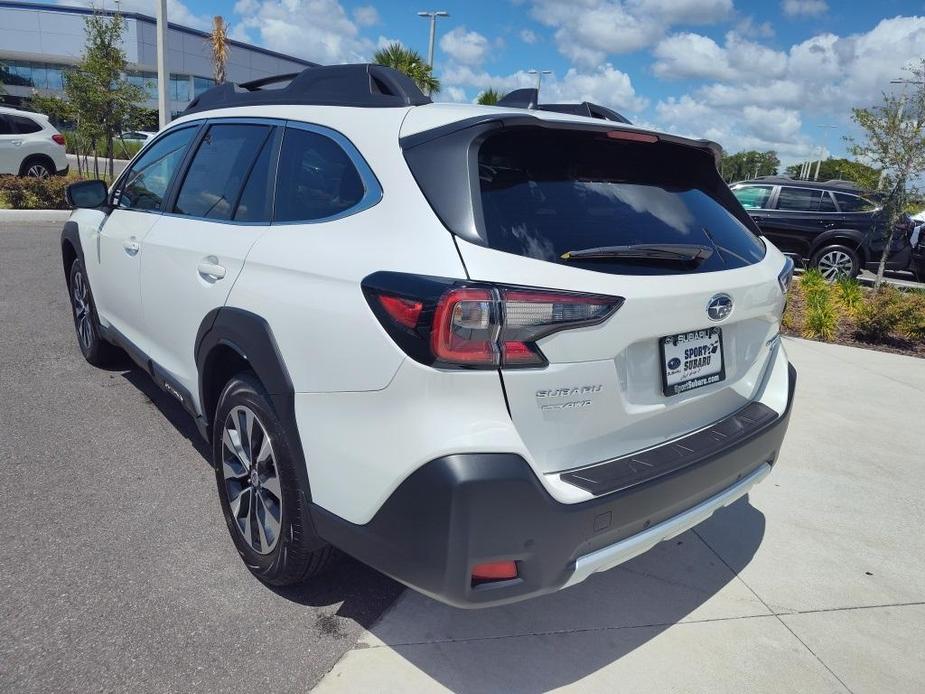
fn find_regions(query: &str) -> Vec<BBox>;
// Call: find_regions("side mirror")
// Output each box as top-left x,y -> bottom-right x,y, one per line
66,179 -> 108,209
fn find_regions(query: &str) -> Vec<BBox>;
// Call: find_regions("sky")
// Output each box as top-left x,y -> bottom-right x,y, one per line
50,0 -> 925,167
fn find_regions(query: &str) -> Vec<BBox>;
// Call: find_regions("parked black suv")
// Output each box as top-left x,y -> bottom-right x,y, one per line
731,177 -> 924,281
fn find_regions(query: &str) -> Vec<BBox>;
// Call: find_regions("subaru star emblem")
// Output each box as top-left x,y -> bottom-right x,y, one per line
707,294 -> 733,322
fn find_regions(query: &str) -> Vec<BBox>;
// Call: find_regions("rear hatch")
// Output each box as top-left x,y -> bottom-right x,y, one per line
402,117 -> 787,474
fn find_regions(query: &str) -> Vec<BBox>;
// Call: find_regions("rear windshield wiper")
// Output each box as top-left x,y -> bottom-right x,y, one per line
560,244 -> 714,264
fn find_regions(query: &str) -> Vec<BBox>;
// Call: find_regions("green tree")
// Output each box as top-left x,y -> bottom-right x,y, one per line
719,150 -> 780,182
477,87 -> 503,105
372,42 -> 439,96
784,158 -> 882,189
62,9 -> 147,179
847,61 -> 925,289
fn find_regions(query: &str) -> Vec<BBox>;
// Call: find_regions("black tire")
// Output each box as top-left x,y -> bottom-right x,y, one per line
20,156 -> 54,178
811,244 -> 860,280
68,259 -> 119,366
213,372 -> 333,586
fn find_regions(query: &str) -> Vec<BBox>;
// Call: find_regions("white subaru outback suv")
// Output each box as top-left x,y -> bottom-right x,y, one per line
61,65 -> 796,608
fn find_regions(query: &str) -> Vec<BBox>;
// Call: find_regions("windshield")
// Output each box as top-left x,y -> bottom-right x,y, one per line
477,128 -> 766,275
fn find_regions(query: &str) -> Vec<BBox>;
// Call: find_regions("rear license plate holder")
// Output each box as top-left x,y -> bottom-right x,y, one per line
659,327 -> 725,397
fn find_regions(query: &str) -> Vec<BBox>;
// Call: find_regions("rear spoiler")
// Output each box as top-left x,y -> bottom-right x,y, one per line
496,88 -> 631,124
399,112 -> 723,168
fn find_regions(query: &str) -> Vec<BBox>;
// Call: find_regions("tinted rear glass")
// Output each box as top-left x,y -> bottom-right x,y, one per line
477,129 -> 765,275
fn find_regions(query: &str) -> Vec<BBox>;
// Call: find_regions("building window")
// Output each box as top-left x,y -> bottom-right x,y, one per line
170,74 -> 191,102
193,76 -> 215,97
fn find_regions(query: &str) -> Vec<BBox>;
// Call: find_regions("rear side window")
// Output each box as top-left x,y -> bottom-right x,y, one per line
476,128 -> 765,275
776,187 -> 835,212
834,192 -> 878,213
117,126 -> 197,211
733,185 -> 772,209
9,115 -> 42,134
174,123 -> 273,220
274,127 -> 366,222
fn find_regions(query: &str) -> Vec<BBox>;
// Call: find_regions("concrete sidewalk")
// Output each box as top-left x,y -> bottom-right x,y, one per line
315,338 -> 925,693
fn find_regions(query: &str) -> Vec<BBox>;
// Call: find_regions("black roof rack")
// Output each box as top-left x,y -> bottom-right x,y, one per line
495,87 -> 631,124
182,64 -> 431,115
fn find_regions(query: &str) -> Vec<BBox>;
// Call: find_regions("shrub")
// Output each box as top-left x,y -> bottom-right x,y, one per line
802,285 -> 838,341
834,275 -> 864,315
799,268 -> 827,293
854,286 -> 905,342
0,175 -> 73,210
896,291 -> 925,341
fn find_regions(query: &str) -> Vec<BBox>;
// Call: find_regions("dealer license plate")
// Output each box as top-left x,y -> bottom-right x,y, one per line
660,328 -> 725,397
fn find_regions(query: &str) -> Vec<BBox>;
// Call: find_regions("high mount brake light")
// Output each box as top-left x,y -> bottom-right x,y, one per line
605,130 -> 658,143
363,272 -> 623,369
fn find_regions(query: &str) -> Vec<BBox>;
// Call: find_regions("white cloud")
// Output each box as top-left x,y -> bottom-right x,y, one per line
653,32 -> 787,82
440,64 -> 648,114
629,0 -> 733,25
529,0 -> 733,66
519,28 -> 538,44
652,16 -> 925,164
781,0 -> 828,17
439,26 -> 490,67
735,16 -> 775,39
352,5 -> 379,27
230,0 -> 371,64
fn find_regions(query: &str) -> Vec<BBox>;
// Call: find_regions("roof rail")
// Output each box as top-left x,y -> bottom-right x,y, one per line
822,179 -> 865,191
182,64 -> 432,115
495,87 -> 631,124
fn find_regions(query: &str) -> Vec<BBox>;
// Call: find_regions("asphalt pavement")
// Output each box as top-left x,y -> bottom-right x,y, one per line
0,221 -> 402,693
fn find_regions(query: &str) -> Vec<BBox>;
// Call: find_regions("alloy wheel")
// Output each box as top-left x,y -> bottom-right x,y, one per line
26,163 -> 50,178
221,406 -> 283,555
71,270 -> 93,351
817,250 -> 854,280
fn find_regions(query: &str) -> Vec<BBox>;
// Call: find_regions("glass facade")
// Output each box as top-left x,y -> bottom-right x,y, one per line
1,60 -> 213,106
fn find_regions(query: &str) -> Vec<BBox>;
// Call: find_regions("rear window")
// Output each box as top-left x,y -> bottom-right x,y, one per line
477,129 -> 765,275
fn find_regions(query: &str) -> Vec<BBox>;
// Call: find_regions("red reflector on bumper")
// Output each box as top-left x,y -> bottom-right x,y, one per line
471,561 -> 518,581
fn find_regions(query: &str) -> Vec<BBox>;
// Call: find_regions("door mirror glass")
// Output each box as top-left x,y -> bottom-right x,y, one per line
66,179 -> 108,208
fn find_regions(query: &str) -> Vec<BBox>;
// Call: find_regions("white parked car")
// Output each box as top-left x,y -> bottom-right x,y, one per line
60,65 -> 796,607
0,106 -> 69,177
119,130 -> 155,142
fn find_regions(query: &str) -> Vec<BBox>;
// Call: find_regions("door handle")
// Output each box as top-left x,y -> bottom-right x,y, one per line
122,238 -> 140,255
197,260 -> 226,282
751,215 -> 764,221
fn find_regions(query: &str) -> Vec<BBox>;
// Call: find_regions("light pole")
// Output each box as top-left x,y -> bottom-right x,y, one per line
528,69 -> 552,97
417,11 -> 449,69
814,124 -> 837,180
156,0 -> 169,128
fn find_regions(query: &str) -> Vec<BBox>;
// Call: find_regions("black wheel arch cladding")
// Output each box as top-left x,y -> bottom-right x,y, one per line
60,221 -> 86,285
195,307 -> 316,505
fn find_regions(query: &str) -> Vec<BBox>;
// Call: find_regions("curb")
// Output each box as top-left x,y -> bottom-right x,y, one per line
0,209 -> 71,223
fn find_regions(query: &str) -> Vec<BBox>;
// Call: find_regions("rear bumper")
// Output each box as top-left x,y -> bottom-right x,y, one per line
312,362 -> 796,608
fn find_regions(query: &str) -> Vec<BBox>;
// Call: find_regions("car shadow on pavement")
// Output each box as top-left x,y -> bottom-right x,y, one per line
363,497 -> 766,693
114,356 -> 405,629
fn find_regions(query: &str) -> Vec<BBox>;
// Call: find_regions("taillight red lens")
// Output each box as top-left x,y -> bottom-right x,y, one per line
431,288 -> 499,366
377,295 -> 422,329
52,133 -> 66,146
364,274 -> 623,370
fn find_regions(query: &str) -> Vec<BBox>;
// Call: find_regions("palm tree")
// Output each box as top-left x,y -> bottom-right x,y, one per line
372,42 -> 440,96
209,16 -> 230,85
477,88 -> 503,105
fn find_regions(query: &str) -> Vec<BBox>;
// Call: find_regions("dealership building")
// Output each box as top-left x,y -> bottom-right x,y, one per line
0,1 -> 313,117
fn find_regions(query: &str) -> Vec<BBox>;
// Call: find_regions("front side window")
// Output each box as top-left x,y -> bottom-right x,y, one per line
174,123 -> 273,220
834,192 -> 878,213
274,127 -> 367,222
0,116 -> 12,136
117,126 -> 197,211
733,185 -> 772,209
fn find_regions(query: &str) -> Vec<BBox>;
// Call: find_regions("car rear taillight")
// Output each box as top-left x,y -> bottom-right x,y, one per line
471,561 -> 518,585
363,272 -> 623,369
52,133 -> 66,146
